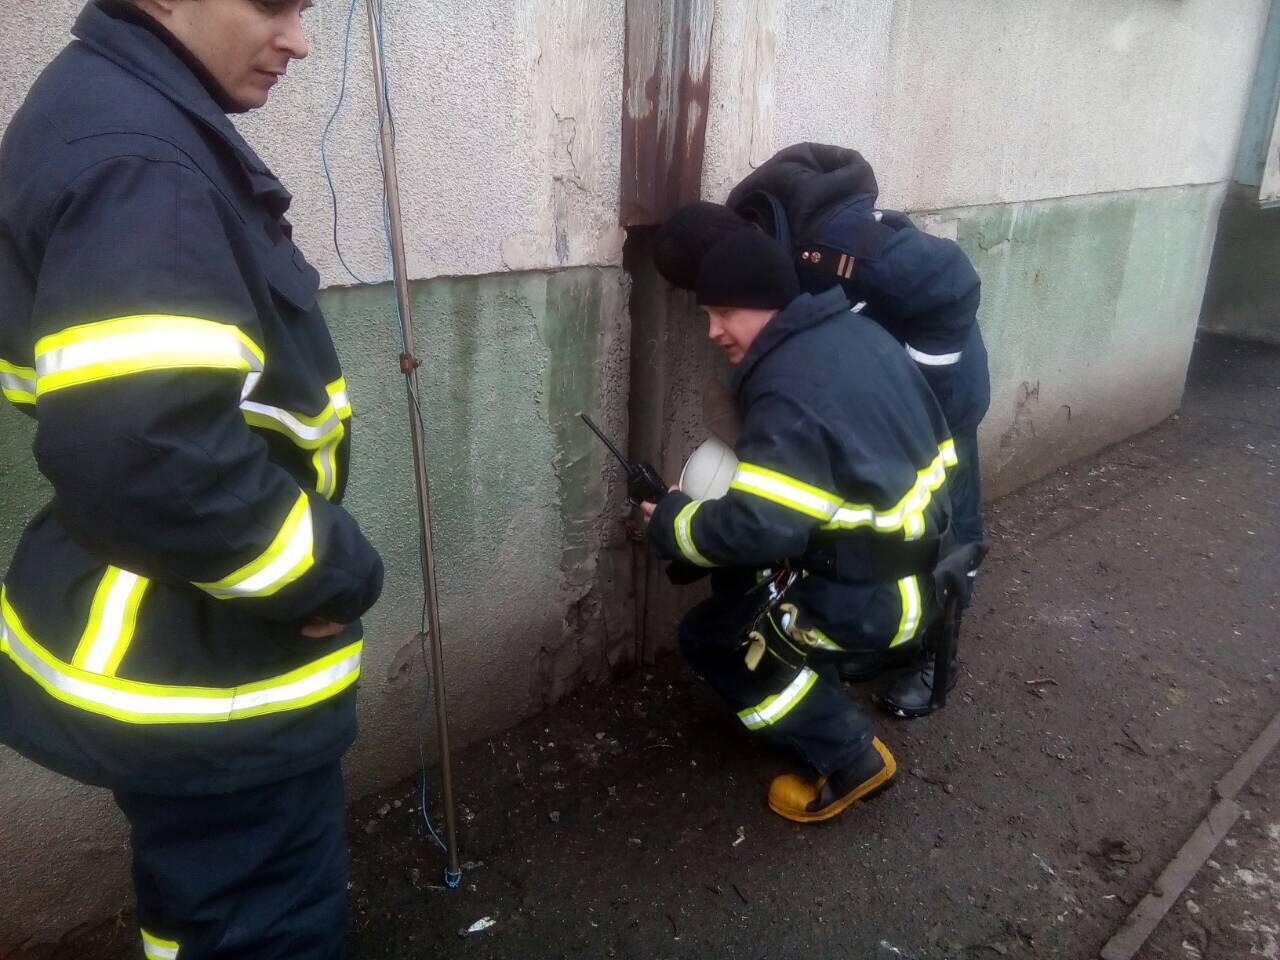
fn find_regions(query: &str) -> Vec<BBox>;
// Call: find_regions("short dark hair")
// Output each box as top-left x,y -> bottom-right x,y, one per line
653,202 -> 752,291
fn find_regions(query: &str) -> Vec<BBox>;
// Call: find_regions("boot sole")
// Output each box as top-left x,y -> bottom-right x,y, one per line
877,696 -> 946,720
768,741 -> 898,823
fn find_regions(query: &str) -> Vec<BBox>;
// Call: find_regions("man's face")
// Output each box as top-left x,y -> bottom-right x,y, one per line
150,0 -> 312,110
704,306 -> 776,365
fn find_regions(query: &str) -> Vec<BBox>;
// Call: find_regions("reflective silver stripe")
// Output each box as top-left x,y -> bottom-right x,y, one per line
889,575 -> 922,647
142,931 -> 180,960
905,343 -> 962,366
738,667 -> 819,730
0,360 -> 36,404
73,569 -> 148,675
195,493 -> 315,600
328,381 -> 352,417
674,500 -> 714,567
850,301 -> 867,314
873,210 -> 884,223
824,442 -> 952,541
34,317 -> 264,397
1,593 -> 362,724
241,400 -> 344,446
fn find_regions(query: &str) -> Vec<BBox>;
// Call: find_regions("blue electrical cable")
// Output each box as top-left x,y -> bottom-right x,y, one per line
320,0 -> 389,286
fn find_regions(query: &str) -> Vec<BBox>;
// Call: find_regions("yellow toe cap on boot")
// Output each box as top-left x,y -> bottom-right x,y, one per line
767,737 -> 897,823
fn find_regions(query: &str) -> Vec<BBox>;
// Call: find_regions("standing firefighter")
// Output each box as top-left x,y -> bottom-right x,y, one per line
643,230 -> 957,821
0,1 -> 383,957
655,143 -> 990,714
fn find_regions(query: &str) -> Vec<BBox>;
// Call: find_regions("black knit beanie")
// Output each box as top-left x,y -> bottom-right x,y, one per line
695,230 -> 800,310
653,202 -> 753,290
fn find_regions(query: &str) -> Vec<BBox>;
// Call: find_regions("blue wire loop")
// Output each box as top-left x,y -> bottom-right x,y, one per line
325,0 -> 458,885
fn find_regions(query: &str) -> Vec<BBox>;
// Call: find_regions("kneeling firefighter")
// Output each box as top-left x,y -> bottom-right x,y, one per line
642,230 -> 958,822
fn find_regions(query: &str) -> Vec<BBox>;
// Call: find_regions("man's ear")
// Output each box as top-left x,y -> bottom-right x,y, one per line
135,0 -> 182,18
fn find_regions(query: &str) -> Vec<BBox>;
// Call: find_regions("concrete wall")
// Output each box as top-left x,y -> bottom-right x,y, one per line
1201,185 -> 1280,346
695,0 -> 1268,497
4,0 -> 627,283
0,0 -> 1271,948
1201,1 -> 1280,345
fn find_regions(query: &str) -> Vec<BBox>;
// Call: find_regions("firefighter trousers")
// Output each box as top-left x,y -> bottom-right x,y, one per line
113,761 -> 348,960
678,588 -> 873,776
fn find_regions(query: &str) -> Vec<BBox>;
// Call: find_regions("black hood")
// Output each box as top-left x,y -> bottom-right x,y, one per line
726,143 -> 879,247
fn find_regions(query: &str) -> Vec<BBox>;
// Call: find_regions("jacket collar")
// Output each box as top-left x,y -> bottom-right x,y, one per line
731,287 -> 852,392
73,0 -> 293,215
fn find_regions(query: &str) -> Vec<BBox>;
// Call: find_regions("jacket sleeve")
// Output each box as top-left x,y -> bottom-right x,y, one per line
29,155 -> 382,624
650,383 -> 838,568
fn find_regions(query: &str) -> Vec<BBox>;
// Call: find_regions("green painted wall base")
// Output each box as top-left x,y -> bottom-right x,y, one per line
925,182 -> 1226,497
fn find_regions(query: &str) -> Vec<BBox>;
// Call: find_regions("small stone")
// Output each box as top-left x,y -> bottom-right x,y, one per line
595,732 -> 606,740
944,784 -> 956,795
392,800 -> 402,810
378,804 -> 391,817
549,810 -> 561,824
363,819 -> 379,835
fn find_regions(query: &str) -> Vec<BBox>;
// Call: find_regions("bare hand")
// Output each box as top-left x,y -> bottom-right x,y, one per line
639,485 -> 680,523
300,618 -> 346,639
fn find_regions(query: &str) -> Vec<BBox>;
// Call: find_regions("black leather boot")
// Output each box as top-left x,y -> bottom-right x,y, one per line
876,655 -> 958,718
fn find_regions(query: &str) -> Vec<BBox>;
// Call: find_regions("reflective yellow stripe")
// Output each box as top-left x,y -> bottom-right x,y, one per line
71,568 -> 149,676
142,930 -> 180,960
1,589 -> 361,725
738,667 -> 819,730
34,315 -> 264,398
822,441 -> 953,540
674,500 -> 714,567
0,358 -> 36,405
807,626 -> 845,652
327,377 -> 353,418
940,437 -> 958,468
730,463 -> 841,521
241,378 -> 352,499
194,492 -> 314,599
889,575 -> 922,648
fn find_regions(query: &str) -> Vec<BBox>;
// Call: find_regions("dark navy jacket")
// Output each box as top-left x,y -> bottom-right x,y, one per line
0,1 -> 382,793
728,142 -> 991,435
650,289 -> 956,651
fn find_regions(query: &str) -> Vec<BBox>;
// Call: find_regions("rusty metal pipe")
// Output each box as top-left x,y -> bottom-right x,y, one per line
364,0 -> 462,884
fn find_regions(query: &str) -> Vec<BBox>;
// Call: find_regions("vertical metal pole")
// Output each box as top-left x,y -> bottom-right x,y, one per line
364,0 -> 461,879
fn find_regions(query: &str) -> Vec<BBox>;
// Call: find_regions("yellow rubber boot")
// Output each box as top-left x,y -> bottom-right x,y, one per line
767,737 -> 897,823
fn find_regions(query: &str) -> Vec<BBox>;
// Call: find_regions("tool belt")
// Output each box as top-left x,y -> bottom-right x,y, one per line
800,529 -> 944,583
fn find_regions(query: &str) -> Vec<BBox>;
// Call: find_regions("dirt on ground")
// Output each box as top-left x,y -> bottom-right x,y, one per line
25,333 -> 1280,960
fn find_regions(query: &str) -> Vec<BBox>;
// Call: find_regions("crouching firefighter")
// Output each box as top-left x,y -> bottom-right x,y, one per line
641,230 -> 959,822
654,141 -> 991,715
0,2 -> 383,957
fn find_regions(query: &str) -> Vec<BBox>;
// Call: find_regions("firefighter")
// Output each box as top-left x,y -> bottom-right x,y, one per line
653,144 -> 989,715
0,1 -> 382,956
642,229 -> 956,821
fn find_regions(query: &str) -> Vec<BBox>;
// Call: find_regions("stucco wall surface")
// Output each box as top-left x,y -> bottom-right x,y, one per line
1,0 -> 626,287
704,0 -> 1270,209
